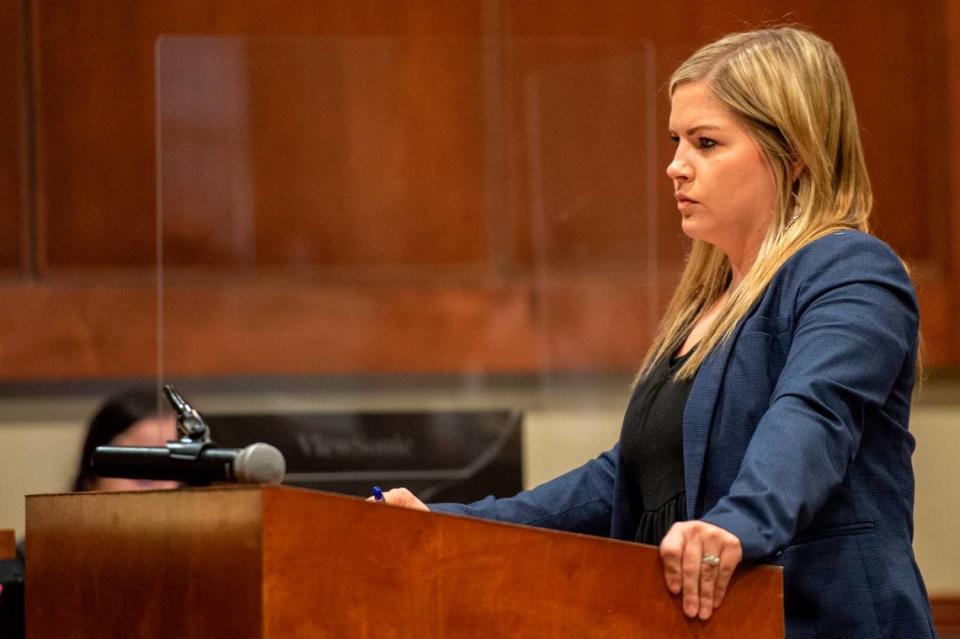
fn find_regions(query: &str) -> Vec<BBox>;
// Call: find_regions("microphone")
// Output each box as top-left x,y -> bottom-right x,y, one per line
91,384 -> 286,486
91,441 -> 286,486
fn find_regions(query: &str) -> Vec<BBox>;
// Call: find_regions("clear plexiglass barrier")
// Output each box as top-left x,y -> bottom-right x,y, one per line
155,35 -> 661,498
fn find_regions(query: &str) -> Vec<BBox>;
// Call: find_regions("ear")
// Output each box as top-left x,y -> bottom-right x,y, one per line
791,160 -> 805,182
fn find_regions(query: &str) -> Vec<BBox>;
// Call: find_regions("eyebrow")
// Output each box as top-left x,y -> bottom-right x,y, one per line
668,124 -> 722,135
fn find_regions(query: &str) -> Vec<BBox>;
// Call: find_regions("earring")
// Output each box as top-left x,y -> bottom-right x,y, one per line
784,202 -> 801,230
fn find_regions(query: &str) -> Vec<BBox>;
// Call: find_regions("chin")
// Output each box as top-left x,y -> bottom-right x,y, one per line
680,223 -> 722,250
680,218 -> 703,240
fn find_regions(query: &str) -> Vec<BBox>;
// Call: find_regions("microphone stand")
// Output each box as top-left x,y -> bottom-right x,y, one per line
161,385 -> 215,464
92,385 -> 286,486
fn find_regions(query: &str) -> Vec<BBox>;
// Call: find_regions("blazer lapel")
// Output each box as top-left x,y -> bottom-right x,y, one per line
682,319 -> 748,518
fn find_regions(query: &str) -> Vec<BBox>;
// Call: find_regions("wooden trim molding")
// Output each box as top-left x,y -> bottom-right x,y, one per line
0,267 -> 949,382
0,529 -> 16,560
0,273 -> 665,381
931,596 -> 960,638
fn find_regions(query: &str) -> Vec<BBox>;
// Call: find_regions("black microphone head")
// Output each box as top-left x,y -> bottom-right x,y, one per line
233,443 -> 286,484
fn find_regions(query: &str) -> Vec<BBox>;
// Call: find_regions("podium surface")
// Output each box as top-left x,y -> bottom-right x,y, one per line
27,486 -> 783,637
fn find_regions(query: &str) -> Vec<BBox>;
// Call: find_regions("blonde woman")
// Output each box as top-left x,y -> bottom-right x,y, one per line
381,28 -> 935,638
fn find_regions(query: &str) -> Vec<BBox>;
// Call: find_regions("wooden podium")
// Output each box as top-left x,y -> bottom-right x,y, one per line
26,486 -> 783,638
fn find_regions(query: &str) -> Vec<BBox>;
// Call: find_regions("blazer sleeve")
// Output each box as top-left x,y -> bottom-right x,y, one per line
429,446 -> 618,537
700,238 -> 919,560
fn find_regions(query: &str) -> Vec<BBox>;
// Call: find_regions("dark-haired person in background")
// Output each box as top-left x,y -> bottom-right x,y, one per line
72,387 -> 179,493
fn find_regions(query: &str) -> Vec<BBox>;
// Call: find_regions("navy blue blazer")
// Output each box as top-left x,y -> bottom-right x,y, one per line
432,231 -> 937,638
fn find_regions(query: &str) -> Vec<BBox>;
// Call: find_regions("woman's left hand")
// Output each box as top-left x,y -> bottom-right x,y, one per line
659,520 -> 743,620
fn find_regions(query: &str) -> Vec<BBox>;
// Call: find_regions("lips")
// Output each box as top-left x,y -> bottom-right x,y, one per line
675,193 -> 698,212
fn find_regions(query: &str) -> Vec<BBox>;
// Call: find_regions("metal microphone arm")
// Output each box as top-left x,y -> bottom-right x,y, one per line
162,385 -> 213,461
162,384 -> 211,443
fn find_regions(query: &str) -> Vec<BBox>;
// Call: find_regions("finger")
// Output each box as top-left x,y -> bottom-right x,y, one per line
713,541 -> 742,608
698,542 -> 722,620
681,533 -> 703,618
383,488 -> 430,511
383,488 -> 411,506
660,526 -> 685,595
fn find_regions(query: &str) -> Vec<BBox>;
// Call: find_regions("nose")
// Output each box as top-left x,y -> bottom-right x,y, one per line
666,151 -> 691,182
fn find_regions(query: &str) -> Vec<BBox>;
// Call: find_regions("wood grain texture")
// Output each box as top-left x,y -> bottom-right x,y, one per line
0,529 -> 15,560
930,596 -> 960,639
25,488 -> 262,639
945,0 -> 960,370
157,275 -> 667,376
4,0 -> 956,380
33,0 -> 950,272
0,0 -> 24,273
261,486 -> 784,637
0,271 -> 673,380
24,486 -> 782,639
157,35 -> 491,270
0,280 -> 158,379
33,1 -> 488,272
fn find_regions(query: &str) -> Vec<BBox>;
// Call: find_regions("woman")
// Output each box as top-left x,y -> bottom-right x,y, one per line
379,27 -> 936,638
72,387 -> 179,492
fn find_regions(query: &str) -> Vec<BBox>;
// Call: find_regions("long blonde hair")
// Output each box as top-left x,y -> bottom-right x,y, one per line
641,27 -> 873,380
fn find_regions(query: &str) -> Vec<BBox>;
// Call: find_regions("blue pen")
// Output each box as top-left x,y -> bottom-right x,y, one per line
372,485 -> 385,503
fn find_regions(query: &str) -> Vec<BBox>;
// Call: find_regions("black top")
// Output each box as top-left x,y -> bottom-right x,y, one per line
619,348 -> 694,545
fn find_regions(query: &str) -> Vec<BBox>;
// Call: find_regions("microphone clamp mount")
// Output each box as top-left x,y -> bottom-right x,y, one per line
162,384 -> 213,462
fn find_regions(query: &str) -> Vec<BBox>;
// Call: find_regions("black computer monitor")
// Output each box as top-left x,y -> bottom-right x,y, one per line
206,410 -> 523,503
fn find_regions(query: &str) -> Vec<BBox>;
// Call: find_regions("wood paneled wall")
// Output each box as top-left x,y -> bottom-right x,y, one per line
1,0 -> 957,381
0,0 -> 24,274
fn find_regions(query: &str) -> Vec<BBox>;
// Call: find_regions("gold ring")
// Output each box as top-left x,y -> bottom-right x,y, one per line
701,554 -> 721,567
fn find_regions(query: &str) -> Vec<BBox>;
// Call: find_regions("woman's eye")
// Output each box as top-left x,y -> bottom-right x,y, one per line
669,134 -> 680,144
698,137 -> 717,149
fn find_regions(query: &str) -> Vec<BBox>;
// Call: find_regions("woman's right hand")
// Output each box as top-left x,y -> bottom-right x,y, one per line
368,487 -> 430,511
